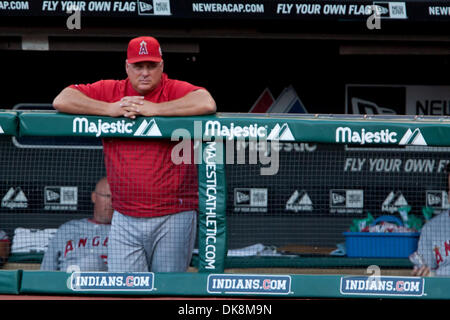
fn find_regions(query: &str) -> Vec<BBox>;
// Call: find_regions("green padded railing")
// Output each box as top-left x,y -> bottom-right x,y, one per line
0,110 -> 449,298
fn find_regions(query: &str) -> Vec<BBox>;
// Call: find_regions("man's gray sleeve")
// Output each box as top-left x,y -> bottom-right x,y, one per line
40,229 -> 63,271
417,222 -> 437,270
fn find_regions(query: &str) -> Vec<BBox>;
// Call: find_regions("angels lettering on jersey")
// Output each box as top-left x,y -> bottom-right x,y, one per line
417,211 -> 450,276
40,218 -> 111,272
433,239 -> 450,268
64,235 -> 108,261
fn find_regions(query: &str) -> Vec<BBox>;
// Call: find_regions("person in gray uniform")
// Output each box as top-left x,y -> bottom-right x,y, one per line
40,177 -> 113,271
412,164 -> 450,277
412,211 -> 450,277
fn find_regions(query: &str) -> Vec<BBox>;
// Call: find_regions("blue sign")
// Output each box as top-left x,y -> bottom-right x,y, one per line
207,274 -> 291,295
340,276 -> 424,297
69,272 -> 154,291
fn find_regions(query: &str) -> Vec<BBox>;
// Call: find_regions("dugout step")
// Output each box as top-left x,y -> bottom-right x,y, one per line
6,253 -> 43,264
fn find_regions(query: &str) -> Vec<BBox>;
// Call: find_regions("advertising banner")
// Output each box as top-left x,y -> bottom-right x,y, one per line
346,84 -> 450,116
197,140 -> 227,273
0,0 -> 449,23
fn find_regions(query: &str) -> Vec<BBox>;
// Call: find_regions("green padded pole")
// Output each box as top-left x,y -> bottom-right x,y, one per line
197,137 -> 227,273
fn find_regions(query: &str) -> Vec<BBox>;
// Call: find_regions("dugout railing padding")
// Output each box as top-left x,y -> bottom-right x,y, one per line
0,110 -> 449,298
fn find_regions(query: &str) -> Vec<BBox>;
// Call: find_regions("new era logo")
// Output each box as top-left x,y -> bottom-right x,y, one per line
138,0 -> 153,13
45,189 -> 59,202
234,188 -> 267,207
137,0 -> 171,15
426,190 -> 449,210
134,119 -> 162,137
235,190 -> 250,205
373,2 -> 407,19
351,97 -> 396,115
329,190 -> 364,214
45,187 -> 78,205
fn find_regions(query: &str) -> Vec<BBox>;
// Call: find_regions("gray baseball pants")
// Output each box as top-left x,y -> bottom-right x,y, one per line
107,210 -> 197,272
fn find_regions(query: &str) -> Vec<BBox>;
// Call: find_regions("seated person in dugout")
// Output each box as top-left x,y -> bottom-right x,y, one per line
411,163 -> 450,277
40,177 -> 113,271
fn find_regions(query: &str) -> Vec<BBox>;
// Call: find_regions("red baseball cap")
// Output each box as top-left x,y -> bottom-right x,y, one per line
127,36 -> 162,64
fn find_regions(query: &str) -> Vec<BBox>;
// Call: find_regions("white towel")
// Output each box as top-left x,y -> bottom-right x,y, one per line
11,227 -> 57,253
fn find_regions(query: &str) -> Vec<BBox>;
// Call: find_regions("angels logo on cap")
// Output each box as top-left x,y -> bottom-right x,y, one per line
127,36 -> 162,64
139,41 -> 148,55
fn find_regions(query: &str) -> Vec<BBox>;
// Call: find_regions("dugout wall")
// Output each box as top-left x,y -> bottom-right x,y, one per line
0,111 -> 449,298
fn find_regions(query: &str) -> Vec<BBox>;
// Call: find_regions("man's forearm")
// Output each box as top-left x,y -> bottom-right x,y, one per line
141,89 -> 216,117
54,87 -> 216,118
53,87 -> 112,116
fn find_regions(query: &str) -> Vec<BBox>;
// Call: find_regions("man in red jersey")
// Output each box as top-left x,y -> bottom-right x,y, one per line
53,36 -> 216,272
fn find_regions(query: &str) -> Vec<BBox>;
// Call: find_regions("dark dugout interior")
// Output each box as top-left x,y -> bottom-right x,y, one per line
1,37 -> 449,114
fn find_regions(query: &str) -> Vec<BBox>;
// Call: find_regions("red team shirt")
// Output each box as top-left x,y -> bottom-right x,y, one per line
70,73 -> 201,217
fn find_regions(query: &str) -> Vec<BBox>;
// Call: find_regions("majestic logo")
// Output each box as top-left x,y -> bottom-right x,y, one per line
335,127 -> 427,146
1,187 -> 28,209
207,274 -> 291,295
382,191 -> 408,213
72,117 -> 162,138
286,190 -> 313,212
336,127 -> 397,145
204,121 -> 266,140
203,121 -> 294,141
399,128 -> 427,146
139,40 -> 148,55
73,117 -> 134,137
134,119 -> 162,137
267,123 -> 294,141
